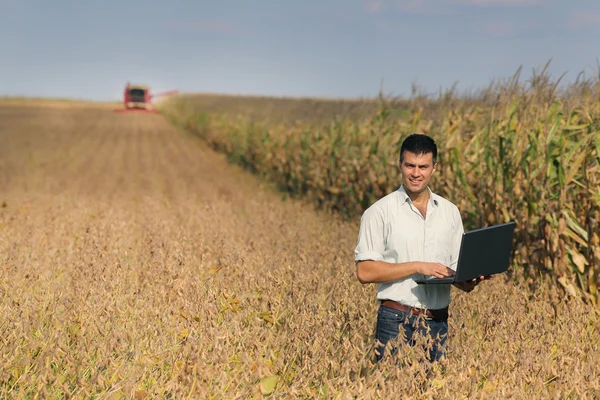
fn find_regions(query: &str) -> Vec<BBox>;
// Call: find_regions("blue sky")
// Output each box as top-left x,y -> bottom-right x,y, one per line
1,0 -> 599,101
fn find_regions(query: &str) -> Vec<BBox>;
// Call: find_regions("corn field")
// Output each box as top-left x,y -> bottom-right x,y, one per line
160,66 -> 600,305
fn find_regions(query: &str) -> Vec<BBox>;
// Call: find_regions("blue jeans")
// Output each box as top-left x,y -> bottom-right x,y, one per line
375,304 -> 448,363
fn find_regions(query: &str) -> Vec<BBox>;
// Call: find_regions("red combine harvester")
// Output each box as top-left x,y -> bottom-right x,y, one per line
114,82 -> 179,113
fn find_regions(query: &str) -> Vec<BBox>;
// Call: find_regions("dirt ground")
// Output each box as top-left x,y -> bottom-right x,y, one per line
1,104 -> 598,399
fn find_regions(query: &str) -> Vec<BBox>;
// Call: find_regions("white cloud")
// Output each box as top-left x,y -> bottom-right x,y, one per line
365,0 -> 384,14
476,20 -> 518,37
166,21 -> 250,37
363,0 -> 447,15
391,0 -> 453,15
474,19 -> 537,37
451,0 -> 545,6
566,10 -> 600,29
364,0 -> 544,17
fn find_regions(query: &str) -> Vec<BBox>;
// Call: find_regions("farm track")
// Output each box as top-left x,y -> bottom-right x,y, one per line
0,104 -> 599,398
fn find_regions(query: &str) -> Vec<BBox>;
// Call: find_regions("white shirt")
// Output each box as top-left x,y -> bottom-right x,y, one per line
354,184 -> 464,310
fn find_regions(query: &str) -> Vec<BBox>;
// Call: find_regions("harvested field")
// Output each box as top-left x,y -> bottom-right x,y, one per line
0,103 -> 599,399
0,98 -> 121,110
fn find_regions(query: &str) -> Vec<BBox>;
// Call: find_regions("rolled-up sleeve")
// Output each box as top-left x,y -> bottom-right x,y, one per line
354,206 -> 386,264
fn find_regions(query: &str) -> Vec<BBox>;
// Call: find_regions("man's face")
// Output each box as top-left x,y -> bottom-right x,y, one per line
400,151 -> 436,195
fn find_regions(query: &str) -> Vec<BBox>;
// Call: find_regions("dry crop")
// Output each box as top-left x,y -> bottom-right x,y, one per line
160,66 -> 600,305
0,97 -> 120,110
0,102 -> 599,399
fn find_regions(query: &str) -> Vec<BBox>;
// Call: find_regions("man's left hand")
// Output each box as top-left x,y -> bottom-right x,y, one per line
453,275 -> 492,292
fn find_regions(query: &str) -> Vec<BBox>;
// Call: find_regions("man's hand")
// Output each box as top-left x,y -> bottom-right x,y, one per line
453,275 -> 493,292
417,262 -> 456,279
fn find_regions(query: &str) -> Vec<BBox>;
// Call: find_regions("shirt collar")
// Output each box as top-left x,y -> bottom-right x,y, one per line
397,184 -> 439,207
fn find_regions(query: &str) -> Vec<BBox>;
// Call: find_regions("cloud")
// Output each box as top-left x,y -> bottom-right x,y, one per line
474,19 -> 537,37
450,0 -> 545,6
365,0 -> 384,14
364,0 -> 545,16
566,10 -> 600,30
395,0 -> 449,14
476,20 -> 518,37
166,21 -> 250,37
363,0 -> 450,15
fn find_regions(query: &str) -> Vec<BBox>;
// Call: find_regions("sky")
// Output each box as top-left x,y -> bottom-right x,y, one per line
1,0 -> 599,101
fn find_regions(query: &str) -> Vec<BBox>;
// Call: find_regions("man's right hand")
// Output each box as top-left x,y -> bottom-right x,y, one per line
417,262 -> 456,278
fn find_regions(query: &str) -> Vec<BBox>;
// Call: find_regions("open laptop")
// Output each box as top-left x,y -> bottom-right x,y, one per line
415,221 -> 516,285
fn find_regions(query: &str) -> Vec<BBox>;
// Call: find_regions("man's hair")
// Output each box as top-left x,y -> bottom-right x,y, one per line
399,133 -> 438,164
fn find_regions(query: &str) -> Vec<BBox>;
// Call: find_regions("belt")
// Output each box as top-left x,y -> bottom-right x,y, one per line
381,300 -> 449,321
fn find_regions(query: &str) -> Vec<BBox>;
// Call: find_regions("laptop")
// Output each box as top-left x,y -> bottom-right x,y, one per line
415,221 -> 516,285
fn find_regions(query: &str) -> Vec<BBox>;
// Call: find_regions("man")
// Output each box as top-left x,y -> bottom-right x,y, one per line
354,133 -> 489,363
